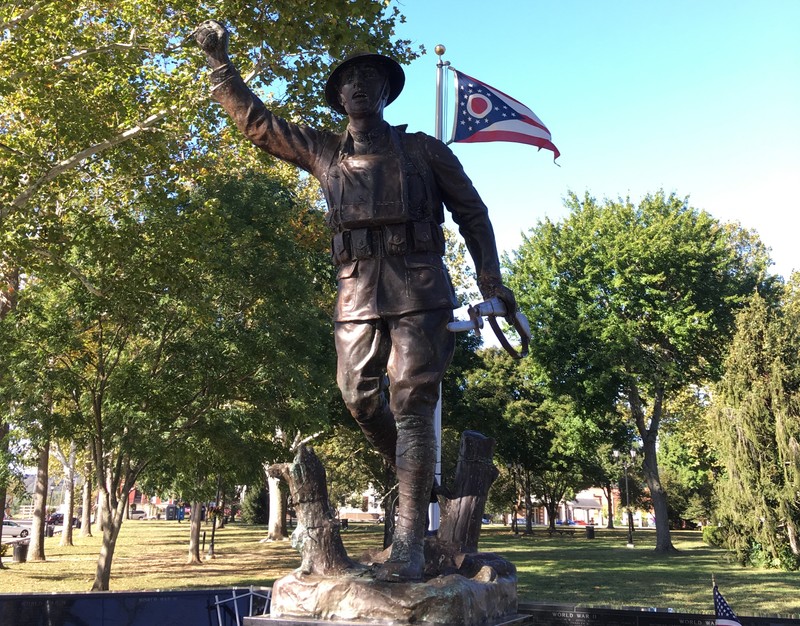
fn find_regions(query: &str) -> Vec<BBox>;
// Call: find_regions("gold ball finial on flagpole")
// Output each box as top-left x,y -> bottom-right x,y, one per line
434,44 -> 446,57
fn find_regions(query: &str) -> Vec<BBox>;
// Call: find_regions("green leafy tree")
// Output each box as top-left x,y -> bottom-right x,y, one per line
658,386 -> 717,528
6,171 -> 336,589
1,0 -> 414,578
709,284 -> 800,569
507,191 -> 774,552
532,396 -> 607,531
317,423 -> 390,514
457,348 -> 551,532
461,348 -> 614,533
1,0 -> 417,220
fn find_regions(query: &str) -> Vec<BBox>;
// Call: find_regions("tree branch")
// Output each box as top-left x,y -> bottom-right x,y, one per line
30,246 -> 104,296
6,107 -> 176,218
627,382 -> 648,440
4,61 -> 264,221
0,140 -> 33,160
0,1 -> 48,32
649,383 -> 664,439
7,31 -> 148,82
49,37 -> 143,69
292,430 -> 323,451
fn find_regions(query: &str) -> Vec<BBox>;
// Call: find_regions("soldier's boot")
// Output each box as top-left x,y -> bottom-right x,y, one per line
374,414 -> 435,583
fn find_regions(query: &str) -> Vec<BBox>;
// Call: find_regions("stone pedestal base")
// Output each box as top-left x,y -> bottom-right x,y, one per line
253,553 -> 517,626
245,614 -> 528,626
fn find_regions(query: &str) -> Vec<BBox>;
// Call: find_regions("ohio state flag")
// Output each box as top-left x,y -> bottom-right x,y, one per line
450,69 -> 560,161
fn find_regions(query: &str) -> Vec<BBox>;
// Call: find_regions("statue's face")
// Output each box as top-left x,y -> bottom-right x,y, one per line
338,62 -> 389,119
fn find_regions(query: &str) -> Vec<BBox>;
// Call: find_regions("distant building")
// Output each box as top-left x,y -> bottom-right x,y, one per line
337,484 -> 384,522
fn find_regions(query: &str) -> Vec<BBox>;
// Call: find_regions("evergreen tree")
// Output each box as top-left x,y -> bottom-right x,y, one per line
709,284 -> 800,569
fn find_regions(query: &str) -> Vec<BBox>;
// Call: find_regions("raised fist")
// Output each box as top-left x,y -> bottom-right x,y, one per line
195,20 -> 230,68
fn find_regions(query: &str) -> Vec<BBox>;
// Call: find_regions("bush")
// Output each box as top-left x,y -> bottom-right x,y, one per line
702,525 -> 725,547
240,486 -> 268,525
747,538 -> 800,571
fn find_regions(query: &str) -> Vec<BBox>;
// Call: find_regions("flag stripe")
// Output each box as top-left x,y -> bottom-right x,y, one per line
457,129 -> 560,153
481,119 -> 553,139
519,114 -> 550,133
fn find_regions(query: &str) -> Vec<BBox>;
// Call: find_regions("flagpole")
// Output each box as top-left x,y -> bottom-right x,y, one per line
434,44 -> 450,141
428,43 -> 449,534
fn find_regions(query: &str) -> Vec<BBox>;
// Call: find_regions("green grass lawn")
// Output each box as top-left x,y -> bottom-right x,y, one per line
1,521 -> 797,617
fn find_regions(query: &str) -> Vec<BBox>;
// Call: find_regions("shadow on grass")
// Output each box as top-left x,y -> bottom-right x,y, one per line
3,523 -> 797,616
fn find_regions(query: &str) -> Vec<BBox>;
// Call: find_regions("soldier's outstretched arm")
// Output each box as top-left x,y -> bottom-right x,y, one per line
192,20 -> 331,177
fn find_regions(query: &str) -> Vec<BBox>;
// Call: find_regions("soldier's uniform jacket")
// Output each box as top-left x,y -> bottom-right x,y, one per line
210,65 -> 502,322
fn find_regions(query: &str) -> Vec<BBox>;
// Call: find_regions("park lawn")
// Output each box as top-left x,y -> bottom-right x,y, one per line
1,521 -> 797,617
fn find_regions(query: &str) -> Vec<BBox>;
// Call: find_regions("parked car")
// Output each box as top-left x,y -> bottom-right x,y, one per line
46,513 -> 81,528
3,520 -> 29,538
129,510 -> 147,520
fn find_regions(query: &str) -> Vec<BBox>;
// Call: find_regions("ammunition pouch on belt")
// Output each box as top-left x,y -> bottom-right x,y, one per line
331,222 -> 445,266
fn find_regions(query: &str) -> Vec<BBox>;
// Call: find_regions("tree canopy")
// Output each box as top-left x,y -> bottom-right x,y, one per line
506,190 -> 774,552
1,0 -> 413,587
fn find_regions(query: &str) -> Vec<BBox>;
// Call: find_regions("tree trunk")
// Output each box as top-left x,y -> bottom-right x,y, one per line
523,471 -> 533,534
437,431 -> 498,553
187,501 -> 202,564
218,490 -> 225,529
97,464 -> 113,532
92,497 -> 125,591
96,491 -> 104,531
0,482 -> 5,568
80,460 -> 93,537
545,500 -> 558,531
269,447 -> 356,576
60,478 -> 75,546
603,481 -> 614,529
509,472 -> 521,534
54,441 -> 78,547
642,434 -> 676,553
91,455 -> 139,590
29,441 -> 50,562
0,422 -> 8,568
0,268 -> 16,567
266,473 -> 287,541
630,383 -> 676,553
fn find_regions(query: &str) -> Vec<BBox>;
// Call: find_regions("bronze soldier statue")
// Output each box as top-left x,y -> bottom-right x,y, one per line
195,21 -> 516,582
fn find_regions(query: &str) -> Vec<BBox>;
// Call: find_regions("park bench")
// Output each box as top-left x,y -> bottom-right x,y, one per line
548,527 -> 576,537
515,527 -> 578,538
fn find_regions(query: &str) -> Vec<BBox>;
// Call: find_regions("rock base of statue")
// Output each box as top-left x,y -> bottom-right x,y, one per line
250,550 -> 518,625
260,432 -> 517,625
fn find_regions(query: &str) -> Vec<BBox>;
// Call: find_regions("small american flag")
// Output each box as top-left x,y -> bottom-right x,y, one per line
714,583 -> 742,626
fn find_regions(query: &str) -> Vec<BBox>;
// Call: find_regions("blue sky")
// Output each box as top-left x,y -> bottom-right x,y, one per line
382,0 -> 800,279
